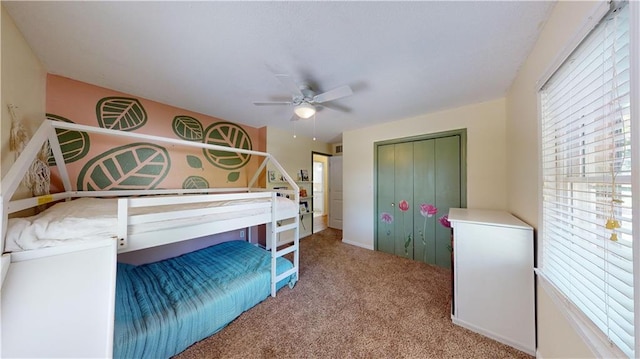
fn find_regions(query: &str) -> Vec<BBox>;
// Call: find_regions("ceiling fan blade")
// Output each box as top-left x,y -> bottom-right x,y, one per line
312,85 -> 353,103
275,74 -> 303,97
253,101 -> 292,106
319,102 -> 351,113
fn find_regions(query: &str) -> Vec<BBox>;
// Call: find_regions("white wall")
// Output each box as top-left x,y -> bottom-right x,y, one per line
266,126 -> 331,238
1,5 -> 47,198
506,1 -> 604,358
342,98 -> 508,250
266,126 -> 331,177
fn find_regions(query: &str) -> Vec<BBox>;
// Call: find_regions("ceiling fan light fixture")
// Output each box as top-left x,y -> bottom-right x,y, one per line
294,103 -> 316,119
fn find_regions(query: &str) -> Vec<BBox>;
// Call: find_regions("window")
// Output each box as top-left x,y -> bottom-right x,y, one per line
540,2 -> 635,357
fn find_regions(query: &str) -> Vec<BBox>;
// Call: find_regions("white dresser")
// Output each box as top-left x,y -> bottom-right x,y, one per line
448,208 -> 535,355
1,239 -> 117,358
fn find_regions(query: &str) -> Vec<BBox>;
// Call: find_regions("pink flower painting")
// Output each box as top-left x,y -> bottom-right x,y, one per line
380,211 -> 394,239
439,215 -> 451,228
419,203 -> 438,218
418,203 -> 438,262
396,200 -> 412,256
380,200 -> 453,262
380,212 -> 394,224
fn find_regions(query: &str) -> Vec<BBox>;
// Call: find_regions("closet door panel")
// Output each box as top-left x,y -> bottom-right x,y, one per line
376,144 -> 395,254
394,142 -> 414,259
434,136 -> 461,268
413,139 -> 436,264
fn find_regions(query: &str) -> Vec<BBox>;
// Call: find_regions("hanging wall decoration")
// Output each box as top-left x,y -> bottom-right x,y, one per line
8,104 -> 28,157
8,104 -> 51,197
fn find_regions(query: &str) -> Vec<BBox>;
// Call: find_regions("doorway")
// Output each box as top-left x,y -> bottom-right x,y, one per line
312,152 -> 330,233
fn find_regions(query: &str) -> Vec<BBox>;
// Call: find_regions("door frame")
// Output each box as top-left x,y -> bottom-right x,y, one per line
373,129 -> 468,251
311,151 -> 332,233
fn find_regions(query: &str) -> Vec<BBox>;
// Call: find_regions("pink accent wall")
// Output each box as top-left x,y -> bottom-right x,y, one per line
46,75 -> 266,262
46,74 -> 265,192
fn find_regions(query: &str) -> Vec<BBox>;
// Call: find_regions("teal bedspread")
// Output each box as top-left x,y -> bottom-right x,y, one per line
114,240 -> 294,359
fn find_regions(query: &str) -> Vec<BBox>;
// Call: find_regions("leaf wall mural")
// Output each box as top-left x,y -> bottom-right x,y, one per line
182,176 -> 209,189
77,143 -> 170,191
186,155 -> 203,170
96,97 -> 147,131
46,114 -> 90,166
47,77 -> 263,193
173,116 -> 204,141
202,122 -> 252,170
227,172 -> 240,182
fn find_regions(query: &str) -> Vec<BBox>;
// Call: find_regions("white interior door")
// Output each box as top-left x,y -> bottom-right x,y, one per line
312,161 -> 324,215
328,156 -> 343,229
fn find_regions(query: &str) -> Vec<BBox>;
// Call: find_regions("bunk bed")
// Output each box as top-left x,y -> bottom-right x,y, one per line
0,120 -> 300,358
114,240 -> 295,358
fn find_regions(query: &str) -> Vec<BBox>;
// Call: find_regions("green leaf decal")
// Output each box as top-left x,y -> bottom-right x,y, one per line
202,122 -> 252,170
46,114 -> 90,166
77,143 -> 170,191
186,155 -> 203,169
96,97 -> 147,131
227,172 -> 240,182
182,176 -> 209,189
172,116 -> 203,141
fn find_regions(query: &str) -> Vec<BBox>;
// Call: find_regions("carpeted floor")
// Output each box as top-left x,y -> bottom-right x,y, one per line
175,228 -> 533,359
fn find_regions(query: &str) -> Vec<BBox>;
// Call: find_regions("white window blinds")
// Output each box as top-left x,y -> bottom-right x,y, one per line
540,2 -> 634,357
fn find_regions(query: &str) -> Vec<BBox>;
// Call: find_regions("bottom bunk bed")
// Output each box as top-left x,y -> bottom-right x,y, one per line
1,120 -> 301,357
115,240 -> 296,359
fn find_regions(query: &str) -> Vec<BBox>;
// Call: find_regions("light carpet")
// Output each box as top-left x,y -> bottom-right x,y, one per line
175,228 -> 533,359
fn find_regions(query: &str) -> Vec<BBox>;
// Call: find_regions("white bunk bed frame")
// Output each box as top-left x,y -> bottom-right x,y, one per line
0,119 -> 300,297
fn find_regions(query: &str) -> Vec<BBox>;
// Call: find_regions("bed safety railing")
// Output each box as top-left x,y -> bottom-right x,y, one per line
0,120 -> 299,296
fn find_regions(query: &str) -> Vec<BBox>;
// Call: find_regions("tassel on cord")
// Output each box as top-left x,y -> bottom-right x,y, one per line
604,13 -> 624,242
8,104 -> 28,157
27,142 -> 51,197
7,104 -> 51,197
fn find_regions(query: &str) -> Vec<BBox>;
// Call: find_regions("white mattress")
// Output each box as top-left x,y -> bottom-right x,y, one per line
5,196 -> 297,252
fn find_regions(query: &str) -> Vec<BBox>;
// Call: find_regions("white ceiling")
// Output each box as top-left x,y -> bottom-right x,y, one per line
4,1 -> 555,144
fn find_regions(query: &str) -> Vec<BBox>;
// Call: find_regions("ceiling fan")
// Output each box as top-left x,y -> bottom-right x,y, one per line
253,74 -> 353,120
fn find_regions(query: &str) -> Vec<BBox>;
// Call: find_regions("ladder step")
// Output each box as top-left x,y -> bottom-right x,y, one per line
275,245 -> 297,257
275,267 -> 297,283
276,222 -> 297,233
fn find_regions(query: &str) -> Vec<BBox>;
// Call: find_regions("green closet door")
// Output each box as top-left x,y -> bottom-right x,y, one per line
375,131 -> 463,268
376,144 -> 395,255
413,139 -> 436,264
434,135 -> 461,268
394,142 -> 414,259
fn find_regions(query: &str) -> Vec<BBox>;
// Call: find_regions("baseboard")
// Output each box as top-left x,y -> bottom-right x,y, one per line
536,348 -> 544,359
341,239 -> 374,250
452,316 -> 535,356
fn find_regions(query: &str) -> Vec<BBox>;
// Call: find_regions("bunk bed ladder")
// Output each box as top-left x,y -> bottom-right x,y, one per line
270,192 -> 299,297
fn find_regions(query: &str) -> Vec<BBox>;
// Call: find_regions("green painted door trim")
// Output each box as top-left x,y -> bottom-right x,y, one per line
373,129 -> 467,252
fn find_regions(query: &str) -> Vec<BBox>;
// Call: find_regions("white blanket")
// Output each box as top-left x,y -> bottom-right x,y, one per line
5,196 -> 296,252
6,198 -> 118,252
